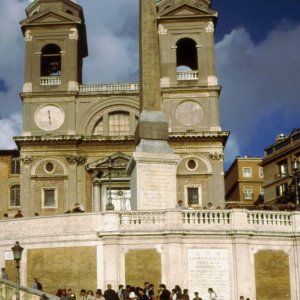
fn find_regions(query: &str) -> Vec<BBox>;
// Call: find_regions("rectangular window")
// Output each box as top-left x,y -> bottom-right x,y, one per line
260,187 -> 264,195
259,167 -> 264,178
11,158 -> 20,175
244,186 -> 253,199
243,167 -> 252,177
184,185 -> 202,207
42,188 -> 57,208
278,160 -> 287,177
10,185 -> 20,207
276,183 -> 288,197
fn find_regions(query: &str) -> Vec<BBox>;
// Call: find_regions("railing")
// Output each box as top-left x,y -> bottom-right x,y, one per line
79,83 -> 139,92
0,210 -> 297,240
120,211 -> 166,225
247,211 -> 292,227
182,210 -> 231,225
116,209 -> 294,233
0,279 -> 58,300
177,71 -> 199,80
40,76 -> 62,86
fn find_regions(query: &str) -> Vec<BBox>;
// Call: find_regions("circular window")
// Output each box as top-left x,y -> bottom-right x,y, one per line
45,162 -> 55,173
186,159 -> 197,171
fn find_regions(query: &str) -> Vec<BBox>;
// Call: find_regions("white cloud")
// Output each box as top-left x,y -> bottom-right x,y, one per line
224,134 -> 240,169
216,23 -> 300,162
0,114 -> 22,149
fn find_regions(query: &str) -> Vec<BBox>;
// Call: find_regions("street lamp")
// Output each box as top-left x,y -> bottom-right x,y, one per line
11,241 -> 24,300
292,159 -> 300,210
106,157 -> 114,211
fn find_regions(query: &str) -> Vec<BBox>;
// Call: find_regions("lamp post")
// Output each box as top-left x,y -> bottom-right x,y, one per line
11,241 -> 24,300
106,157 -> 114,211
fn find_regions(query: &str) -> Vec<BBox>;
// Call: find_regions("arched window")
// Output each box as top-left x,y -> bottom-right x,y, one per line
176,38 -> 198,71
109,112 -> 130,136
93,118 -> 104,135
41,44 -> 62,76
10,185 -> 20,207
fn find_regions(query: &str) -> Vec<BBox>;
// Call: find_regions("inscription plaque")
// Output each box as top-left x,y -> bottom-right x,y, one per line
137,163 -> 176,209
188,249 -> 230,300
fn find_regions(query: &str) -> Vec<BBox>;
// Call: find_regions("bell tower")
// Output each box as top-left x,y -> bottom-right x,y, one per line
20,0 -> 88,136
157,0 -> 228,208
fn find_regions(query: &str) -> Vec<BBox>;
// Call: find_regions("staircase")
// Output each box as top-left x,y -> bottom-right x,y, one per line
0,279 -> 58,300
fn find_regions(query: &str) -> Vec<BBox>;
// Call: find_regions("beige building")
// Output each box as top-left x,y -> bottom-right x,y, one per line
224,156 -> 264,208
8,0 -> 229,218
261,128 -> 300,207
0,150 -> 21,217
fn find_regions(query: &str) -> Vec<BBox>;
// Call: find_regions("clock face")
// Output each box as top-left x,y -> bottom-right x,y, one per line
34,104 -> 65,131
175,101 -> 204,126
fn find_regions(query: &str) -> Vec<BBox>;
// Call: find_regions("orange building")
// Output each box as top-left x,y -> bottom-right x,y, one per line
225,156 -> 264,208
261,129 -> 300,208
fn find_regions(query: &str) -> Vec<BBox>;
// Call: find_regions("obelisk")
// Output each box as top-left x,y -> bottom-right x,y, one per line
127,0 -> 179,210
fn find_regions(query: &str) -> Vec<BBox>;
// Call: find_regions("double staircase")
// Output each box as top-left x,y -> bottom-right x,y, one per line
0,279 -> 58,300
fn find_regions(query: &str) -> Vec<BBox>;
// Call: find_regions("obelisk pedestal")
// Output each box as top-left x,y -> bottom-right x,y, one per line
127,0 -> 179,210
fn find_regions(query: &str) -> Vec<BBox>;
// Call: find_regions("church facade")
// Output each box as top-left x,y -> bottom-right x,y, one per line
13,0 -> 228,218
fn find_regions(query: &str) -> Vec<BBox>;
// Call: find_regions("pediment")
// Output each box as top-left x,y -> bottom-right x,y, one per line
20,9 -> 80,27
86,152 -> 131,171
158,2 -> 217,18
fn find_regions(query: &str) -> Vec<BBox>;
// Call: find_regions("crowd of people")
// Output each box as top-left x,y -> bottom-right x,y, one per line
54,283 -> 221,300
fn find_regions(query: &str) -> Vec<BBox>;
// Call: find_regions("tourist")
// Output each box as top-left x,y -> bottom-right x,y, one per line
60,289 -> 71,300
0,267 -> 8,280
95,290 -> 105,300
171,289 -> 177,300
72,203 -> 85,213
32,277 -> 42,291
128,287 -> 138,300
138,288 -> 149,300
192,292 -> 201,300
14,210 -> 23,218
181,289 -> 189,300
144,282 -> 150,299
240,297 -> 244,300
123,285 -> 131,300
104,284 -> 118,300
175,200 -> 184,209
67,289 -> 76,299
117,285 -> 124,300
207,288 -> 217,300
148,284 -> 154,300
207,203 -> 215,210
174,285 -> 182,300
87,290 -> 94,300
79,289 -> 87,300
158,284 -> 170,300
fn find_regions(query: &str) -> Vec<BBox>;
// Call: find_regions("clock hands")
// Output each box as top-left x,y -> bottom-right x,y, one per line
48,110 -> 51,125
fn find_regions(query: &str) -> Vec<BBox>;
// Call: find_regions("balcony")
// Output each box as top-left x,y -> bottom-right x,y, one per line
177,71 -> 199,81
79,83 -> 139,93
40,76 -> 62,86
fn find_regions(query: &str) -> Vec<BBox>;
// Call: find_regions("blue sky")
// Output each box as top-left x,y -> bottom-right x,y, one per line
0,0 -> 299,170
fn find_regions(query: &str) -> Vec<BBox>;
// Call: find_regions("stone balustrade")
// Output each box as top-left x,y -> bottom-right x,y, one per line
0,210 -> 298,243
40,76 -> 62,86
176,71 -> 199,80
79,83 -> 139,92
